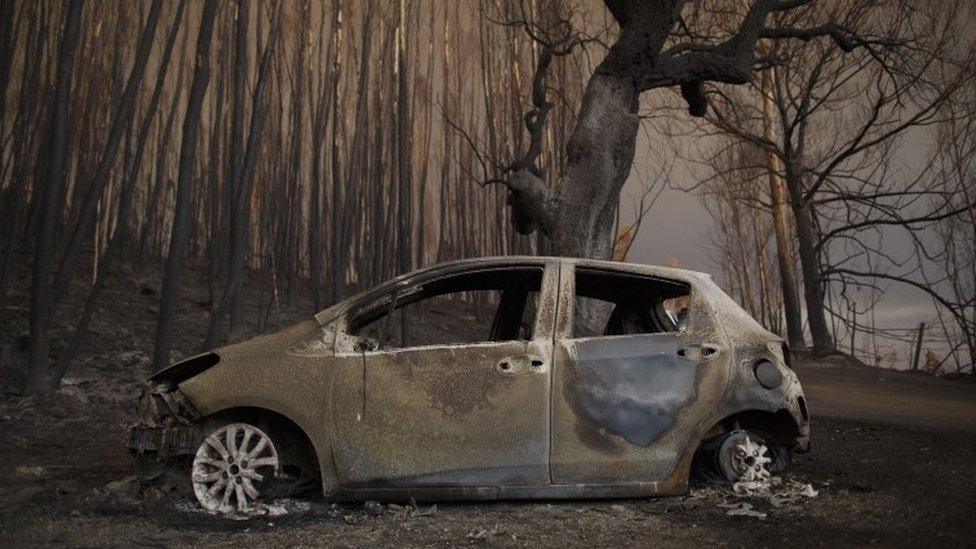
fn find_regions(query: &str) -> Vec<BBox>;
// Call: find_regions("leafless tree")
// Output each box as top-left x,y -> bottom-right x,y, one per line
56,0 -> 187,382
7,0 -> 969,395
27,0 -> 83,392
457,0 -> 874,267
904,80 -> 976,379
686,0 -> 976,353
699,141 -> 785,334
152,0 -> 219,372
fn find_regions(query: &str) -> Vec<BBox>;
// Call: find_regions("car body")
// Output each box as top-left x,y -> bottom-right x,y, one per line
130,256 -> 809,507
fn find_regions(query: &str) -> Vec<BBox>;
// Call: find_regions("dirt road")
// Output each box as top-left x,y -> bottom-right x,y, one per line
797,354 -> 976,433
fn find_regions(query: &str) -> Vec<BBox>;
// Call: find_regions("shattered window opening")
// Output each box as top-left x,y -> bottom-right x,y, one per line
347,267 -> 544,350
572,268 -> 691,338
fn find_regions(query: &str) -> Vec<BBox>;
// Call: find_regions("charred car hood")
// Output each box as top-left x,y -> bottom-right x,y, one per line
149,318 -> 322,384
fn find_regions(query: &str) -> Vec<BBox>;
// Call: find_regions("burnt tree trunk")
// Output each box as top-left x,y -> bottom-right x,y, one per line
204,5 -> 280,347
27,0 -> 83,392
50,0 -> 164,311
784,160 -> 834,354
56,0 -> 187,383
328,0 -> 343,305
396,0 -> 412,344
547,74 -> 638,258
0,6 -> 44,325
153,0 -> 218,371
761,68 -> 805,351
0,0 -> 16,149
496,1 -> 862,265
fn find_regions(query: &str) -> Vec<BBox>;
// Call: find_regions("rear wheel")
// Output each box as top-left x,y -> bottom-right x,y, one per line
191,423 -> 280,513
714,430 -> 771,483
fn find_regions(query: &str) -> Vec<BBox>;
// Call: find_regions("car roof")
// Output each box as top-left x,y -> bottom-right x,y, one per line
415,255 -> 710,280
314,256 -> 713,325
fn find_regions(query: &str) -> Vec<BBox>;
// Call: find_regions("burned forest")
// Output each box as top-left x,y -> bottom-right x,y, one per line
1,1 -> 975,547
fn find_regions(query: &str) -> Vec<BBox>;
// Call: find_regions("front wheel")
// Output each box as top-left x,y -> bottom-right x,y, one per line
191,423 -> 280,514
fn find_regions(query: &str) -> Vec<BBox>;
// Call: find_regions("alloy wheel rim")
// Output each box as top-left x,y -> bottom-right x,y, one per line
727,434 -> 771,482
191,423 -> 279,513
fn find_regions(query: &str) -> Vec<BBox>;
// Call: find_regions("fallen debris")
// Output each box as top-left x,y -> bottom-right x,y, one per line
14,465 -> 45,477
719,502 -> 767,520
408,498 -> 438,517
709,436 -> 821,519
105,475 -> 139,493
175,498 -> 310,520
363,500 -> 385,516
468,528 -> 490,540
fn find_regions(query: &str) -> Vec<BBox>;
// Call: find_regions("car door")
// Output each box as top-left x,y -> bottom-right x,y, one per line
549,265 -> 725,484
328,262 -> 558,489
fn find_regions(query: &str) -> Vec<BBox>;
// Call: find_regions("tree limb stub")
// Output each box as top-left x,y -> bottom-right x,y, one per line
508,169 -> 556,236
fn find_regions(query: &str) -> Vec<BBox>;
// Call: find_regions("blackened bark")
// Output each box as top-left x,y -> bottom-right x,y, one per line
27,0 -> 83,392
56,0 -> 187,383
0,6 -> 43,325
308,47 -> 329,310
50,0 -> 164,310
328,0 -> 343,305
137,69 -> 183,262
226,0 -> 248,267
548,74 -> 639,259
204,6 -> 280,347
153,0 -> 219,372
308,78 -> 326,309
494,0 -> 863,261
206,32 -> 227,326
784,160 -> 834,354
396,0 -> 412,345
0,0 -> 16,144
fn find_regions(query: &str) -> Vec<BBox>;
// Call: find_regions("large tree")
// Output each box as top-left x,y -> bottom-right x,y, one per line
483,0 -> 869,262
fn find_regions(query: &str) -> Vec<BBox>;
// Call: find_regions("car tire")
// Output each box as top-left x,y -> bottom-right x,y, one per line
191,422 -> 281,514
702,429 -> 781,484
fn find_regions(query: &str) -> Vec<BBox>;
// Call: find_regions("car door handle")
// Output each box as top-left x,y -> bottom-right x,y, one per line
497,356 -> 546,373
677,344 -> 718,361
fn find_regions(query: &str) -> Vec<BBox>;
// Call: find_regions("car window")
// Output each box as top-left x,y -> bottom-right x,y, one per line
572,268 -> 691,338
347,267 -> 544,351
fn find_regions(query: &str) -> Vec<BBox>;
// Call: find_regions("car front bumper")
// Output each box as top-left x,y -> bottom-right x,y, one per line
127,384 -> 202,459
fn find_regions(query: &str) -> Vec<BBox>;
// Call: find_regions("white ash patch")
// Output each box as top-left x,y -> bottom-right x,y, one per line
175,498 -> 311,520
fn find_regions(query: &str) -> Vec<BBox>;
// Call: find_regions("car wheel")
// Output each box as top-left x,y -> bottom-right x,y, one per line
191,422 -> 280,514
714,430 -> 772,483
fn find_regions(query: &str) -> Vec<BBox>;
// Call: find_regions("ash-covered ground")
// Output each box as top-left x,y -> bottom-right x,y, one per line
1,258 -> 974,547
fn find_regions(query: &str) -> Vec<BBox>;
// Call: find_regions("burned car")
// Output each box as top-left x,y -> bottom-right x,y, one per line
129,257 -> 809,513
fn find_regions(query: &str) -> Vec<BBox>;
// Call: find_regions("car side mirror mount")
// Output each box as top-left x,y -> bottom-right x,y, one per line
354,337 -> 378,353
